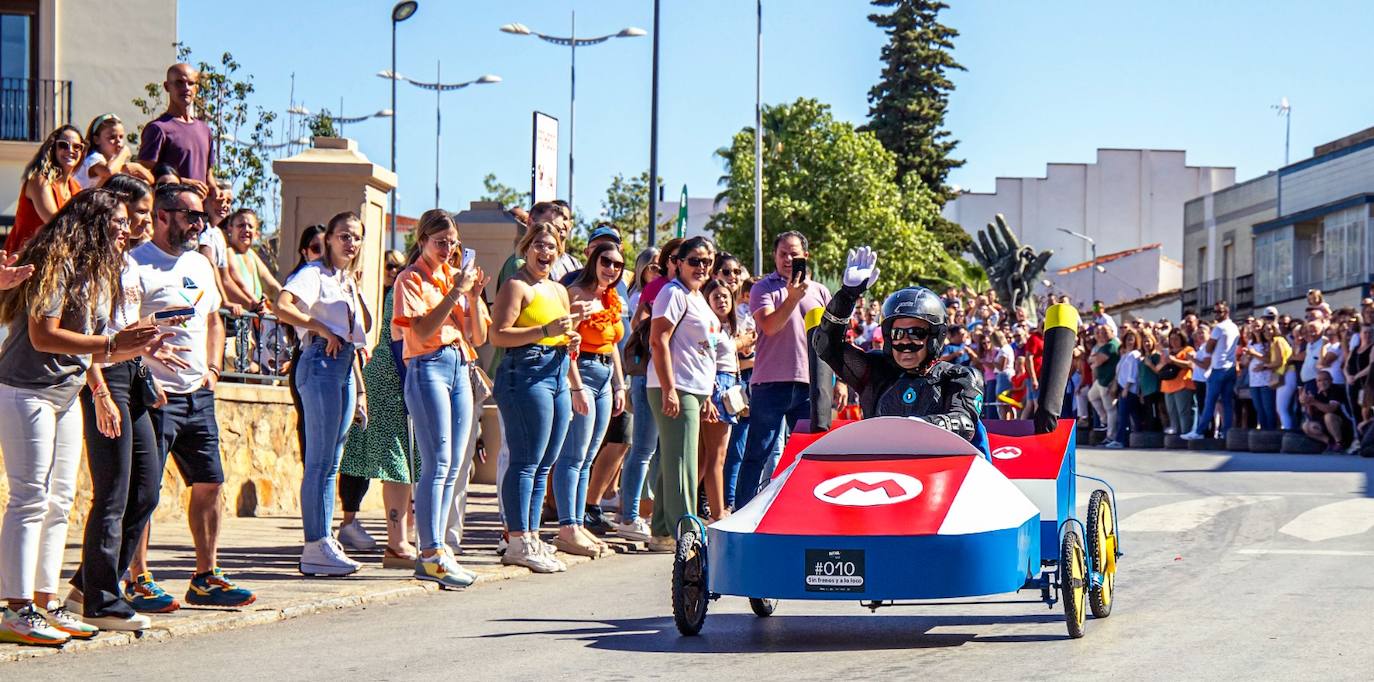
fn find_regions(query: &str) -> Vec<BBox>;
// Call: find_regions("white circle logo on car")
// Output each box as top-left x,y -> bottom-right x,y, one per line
991,446 -> 1023,460
813,472 -> 922,506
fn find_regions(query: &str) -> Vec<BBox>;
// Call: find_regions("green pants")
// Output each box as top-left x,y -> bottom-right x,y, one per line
648,387 -> 705,539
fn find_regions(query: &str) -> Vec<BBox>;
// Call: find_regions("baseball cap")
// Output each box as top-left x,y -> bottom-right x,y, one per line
588,226 -> 621,244
1262,306 -> 1278,319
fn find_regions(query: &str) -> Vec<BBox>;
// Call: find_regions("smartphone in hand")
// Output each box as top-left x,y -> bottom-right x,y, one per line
154,307 -> 196,321
791,256 -> 808,284
461,248 -> 476,270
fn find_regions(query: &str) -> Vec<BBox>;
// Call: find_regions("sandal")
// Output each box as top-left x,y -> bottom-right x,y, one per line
551,535 -> 601,558
382,545 -> 418,569
577,526 -> 612,556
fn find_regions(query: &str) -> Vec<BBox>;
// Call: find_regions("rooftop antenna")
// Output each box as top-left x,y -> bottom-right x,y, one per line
1271,96 -> 1291,166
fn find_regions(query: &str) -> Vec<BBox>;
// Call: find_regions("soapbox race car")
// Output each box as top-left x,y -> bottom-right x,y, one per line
669,416 -> 1121,639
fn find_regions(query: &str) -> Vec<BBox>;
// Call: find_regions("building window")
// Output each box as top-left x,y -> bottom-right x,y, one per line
1254,227 -> 1294,305
0,1 -> 36,81
1323,206 -> 1366,291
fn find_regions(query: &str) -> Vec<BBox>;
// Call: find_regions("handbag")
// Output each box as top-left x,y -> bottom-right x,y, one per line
469,362 -> 493,405
721,383 -> 749,416
133,358 -> 161,406
1158,361 -> 1181,381
622,317 -> 652,377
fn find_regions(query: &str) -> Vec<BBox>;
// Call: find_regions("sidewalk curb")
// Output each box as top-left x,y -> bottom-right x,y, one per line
0,544 -> 637,664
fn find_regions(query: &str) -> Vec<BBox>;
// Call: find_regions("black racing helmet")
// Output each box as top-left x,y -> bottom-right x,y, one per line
881,286 -> 948,369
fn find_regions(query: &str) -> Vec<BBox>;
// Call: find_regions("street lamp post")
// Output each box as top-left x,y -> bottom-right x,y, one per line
753,0 -> 763,277
1057,227 -> 1097,306
324,108 -> 394,138
379,68 -> 500,209
647,0 -> 660,247
389,0 -> 418,248
501,16 -> 645,213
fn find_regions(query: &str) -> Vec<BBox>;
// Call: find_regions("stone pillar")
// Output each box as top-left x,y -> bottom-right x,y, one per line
273,137 -> 397,346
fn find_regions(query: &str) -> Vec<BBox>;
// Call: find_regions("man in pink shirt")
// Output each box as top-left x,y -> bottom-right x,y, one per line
734,231 -> 830,507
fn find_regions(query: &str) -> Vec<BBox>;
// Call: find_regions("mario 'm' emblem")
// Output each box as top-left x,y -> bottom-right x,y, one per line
991,445 -> 1022,460
813,472 -> 922,506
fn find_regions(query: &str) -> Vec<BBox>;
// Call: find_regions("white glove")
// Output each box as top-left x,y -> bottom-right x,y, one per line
842,246 -> 880,289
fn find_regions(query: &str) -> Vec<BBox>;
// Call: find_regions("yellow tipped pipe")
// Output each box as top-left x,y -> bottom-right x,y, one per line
805,306 -> 825,331
1042,302 -> 1080,332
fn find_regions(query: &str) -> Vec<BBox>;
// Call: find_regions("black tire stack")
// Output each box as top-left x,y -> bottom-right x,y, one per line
1248,430 -> 1284,453
1187,436 -> 1225,451
1225,428 -> 1251,452
1128,432 -> 1164,449
1280,432 -> 1326,454
1164,434 -> 1188,449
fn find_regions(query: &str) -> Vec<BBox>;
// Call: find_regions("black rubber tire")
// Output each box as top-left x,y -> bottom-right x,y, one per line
672,530 -> 708,636
748,597 -> 777,617
1248,429 -> 1284,453
1088,430 -> 1107,446
1280,432 -> 1326,454
1225,428 -> 1251,452
1085,490 -> 1116,619
1061,530 -> 1087,639
1186,437 -> 1221,451
1164,434 -> 1188,450
1128,432 -> 1164,449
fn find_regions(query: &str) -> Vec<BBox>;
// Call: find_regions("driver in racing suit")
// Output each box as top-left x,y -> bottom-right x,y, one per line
814,246 -> 985,446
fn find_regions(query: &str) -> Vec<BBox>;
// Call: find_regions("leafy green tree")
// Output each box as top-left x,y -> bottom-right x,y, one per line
862,0 -> 970,256
708,98 -> 976,295
478,173 -> 529,210
306,109 -> 337,139
132,44 -> 278,215
598,171 -> 671,263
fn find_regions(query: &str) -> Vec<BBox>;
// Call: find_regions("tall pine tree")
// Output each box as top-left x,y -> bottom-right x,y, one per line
863,0 -> 970,255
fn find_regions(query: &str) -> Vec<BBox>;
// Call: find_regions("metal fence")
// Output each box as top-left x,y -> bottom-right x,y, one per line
0,78 -> 73,143
219,308 -> 292,384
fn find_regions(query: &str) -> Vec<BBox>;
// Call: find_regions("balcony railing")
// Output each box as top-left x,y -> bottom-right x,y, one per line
0,78 -> 73,143
220,308 -> 291,384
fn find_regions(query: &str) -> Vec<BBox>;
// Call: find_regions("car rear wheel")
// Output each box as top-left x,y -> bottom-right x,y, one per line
748,597 -> 777,617
1061,529 -> 1087,639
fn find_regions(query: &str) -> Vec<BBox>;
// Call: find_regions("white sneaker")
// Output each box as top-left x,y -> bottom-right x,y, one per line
647,536 -> 677,553
613,518 -> 652,542
1179,431 -> 1201,441
300,538 -> 361,576
327,537 -> 364,569
496,535 -> 509,556
501,536 -> 561,574
1164,427 -> 1176,435
534,536 -> 568,572
0,605 -> 70,646
1104,440 -> 1125,449
83,613 -> 151,632
337,519 -> 377,552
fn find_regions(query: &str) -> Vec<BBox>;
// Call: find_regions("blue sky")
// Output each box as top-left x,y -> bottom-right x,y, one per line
178,0 -> 1374,226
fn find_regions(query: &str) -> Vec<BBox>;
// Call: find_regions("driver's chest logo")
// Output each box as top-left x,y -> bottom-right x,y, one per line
901,387 -> 918,404
813,472 -> 922,506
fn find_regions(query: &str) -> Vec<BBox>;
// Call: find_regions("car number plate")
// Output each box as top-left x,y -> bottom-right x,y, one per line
804,549 -> 865,592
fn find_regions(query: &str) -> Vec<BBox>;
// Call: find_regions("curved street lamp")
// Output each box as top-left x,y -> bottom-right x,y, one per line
388,0 -> 419,246
379,69 -> 500,207
500,13 -> 645,210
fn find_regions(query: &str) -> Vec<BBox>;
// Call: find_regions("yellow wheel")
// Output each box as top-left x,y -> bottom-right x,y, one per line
1086,489 -> 1117,618
1061,529 -> 1087,639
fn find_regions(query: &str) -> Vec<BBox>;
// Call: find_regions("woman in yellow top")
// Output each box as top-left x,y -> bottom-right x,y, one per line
390,209 -> 489,589
490,222 -> 586,573
552,241 -> 626,557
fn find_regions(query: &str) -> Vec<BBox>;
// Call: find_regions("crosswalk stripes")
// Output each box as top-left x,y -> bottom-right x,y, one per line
1118,495 -> 1282,533
1278,498 -> 1374,542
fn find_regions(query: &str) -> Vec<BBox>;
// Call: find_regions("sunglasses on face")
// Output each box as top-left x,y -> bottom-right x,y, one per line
685,256 -> 714,268
430,238 -> 460,250
719,267 -> 743,276
889,326 -> 933,341
307,243 -> 324,255
55,140 -> 84,154
165,207 -> 211,225
598,255 -> 625,271
386,263 -> 403,272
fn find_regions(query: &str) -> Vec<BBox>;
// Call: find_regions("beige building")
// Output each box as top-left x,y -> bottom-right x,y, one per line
0,0 -> 176,224
1181,173 -> 1276,315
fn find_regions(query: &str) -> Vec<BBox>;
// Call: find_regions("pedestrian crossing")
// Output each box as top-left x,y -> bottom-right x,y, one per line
1075,490 -> 1374,544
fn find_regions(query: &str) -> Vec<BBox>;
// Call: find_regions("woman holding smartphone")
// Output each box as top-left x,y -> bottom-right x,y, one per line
274,212 -> 372,577
491,222 -> 582,573
392,209 -> 488,588
0,190 -> 165,645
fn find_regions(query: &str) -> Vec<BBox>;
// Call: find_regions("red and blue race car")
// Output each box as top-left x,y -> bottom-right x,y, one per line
670,415 -> 1121,639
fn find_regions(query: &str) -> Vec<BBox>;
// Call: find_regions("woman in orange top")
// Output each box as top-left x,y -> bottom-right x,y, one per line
552,241 -> 626,557
391,209 -> 489,589
1157,327 -> 1196,435
4,126 -> 84,253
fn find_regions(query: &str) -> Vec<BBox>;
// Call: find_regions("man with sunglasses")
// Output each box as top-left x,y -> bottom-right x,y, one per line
127,184 -> 255,611
814,246 -> 987,450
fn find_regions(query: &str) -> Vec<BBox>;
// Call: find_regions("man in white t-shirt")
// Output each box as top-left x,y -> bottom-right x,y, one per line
126,184 -> 256,610
1183,300 -> 1240,440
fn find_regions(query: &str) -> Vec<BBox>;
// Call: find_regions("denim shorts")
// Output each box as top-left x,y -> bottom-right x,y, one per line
711,371 -> 742,425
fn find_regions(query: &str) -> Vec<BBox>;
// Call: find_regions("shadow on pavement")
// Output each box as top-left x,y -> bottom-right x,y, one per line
478,612 -> 1066,653
1159,451 -> 1374,497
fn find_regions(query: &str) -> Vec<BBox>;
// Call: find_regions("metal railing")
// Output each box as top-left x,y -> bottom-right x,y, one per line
0,78 -> 73,143
219,308 -> 292,384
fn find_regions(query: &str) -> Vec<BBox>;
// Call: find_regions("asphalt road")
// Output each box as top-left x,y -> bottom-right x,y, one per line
11,448 -> 1374,680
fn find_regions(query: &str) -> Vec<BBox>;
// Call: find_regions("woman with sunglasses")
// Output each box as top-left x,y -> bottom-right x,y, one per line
552,241 -> 626,557
4,126 -> 85,253
337,250 -> 416,565
0,190 -> 167,645
646,236 -> 721,552
394,210 -> 489,587
274,211 -> 372,577
814,247 -> 985,442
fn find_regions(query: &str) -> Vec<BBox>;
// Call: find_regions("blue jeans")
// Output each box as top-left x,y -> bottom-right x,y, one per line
736,380 -> 810,508
296,340 -> 357,542
723,369 -> 752,509
1114,391 -> 1139,443
1197,367 -> 1237,436
1252,385 -> 1277,431
554,355 -> 612,526
619,373 -> 658,523
495,345 -> 571,533
403,345 -> 474,551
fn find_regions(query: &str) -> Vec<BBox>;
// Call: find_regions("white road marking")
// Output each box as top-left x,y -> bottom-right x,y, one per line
1119,495 -> 1281,532
1237,549 -> 1374,557
1278,499 -> 1374,542
1074,491 -> 1182,510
